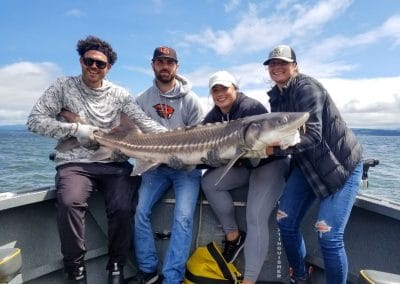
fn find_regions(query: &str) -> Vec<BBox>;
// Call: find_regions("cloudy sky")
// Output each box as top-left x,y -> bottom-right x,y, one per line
1,0 -> 399,128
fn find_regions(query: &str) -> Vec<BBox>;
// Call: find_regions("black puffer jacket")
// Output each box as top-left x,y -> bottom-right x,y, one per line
269,73 -> 363,197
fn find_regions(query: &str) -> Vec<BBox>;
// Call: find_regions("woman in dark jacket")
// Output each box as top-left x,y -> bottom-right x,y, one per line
264,45 -> 363,284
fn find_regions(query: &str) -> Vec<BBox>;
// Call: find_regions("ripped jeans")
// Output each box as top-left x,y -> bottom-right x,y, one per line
277,163 -> 362,284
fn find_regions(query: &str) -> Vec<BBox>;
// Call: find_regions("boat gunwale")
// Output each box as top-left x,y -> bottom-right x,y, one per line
1,186 -> 400,221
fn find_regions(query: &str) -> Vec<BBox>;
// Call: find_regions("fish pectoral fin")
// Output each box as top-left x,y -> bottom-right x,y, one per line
90,146 -> 114,161
246,150 -> 262,167
132,160 -> 160,176
214,151 -> 247,186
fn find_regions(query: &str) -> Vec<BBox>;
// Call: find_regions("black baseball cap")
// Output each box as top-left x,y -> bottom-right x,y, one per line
152,46 -> 178,62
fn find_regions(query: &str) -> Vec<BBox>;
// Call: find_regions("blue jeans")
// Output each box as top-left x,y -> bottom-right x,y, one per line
133,166 -> 201,284
277,163 -> 362,284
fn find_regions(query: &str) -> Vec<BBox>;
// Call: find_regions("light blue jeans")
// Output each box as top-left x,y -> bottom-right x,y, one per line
133,166 -> 201,284
277,163 -> 362,284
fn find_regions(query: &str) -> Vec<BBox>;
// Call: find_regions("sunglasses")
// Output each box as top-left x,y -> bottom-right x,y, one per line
82,57 -> 108,69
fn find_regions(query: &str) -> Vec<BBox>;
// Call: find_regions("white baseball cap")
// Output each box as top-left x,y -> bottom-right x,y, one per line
208,71 -> 237,89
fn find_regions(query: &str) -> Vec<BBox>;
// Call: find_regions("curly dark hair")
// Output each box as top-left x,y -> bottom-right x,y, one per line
76,35 -> 118,65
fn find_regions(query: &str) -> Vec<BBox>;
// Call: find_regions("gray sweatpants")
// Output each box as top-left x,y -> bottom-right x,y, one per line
201,158 -> 289,282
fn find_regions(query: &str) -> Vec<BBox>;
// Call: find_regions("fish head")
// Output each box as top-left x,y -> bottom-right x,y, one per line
244,112 -> 309,151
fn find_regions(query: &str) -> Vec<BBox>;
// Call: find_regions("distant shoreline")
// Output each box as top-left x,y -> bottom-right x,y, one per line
1,124 -> 400,136
352,128 -> 400,136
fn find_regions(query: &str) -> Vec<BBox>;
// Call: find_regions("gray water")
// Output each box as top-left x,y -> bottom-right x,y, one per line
0,128 -> 399,203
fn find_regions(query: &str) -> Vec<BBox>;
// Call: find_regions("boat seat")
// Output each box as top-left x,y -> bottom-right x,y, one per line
0,248 -> 22,283
358,269 -> 400,284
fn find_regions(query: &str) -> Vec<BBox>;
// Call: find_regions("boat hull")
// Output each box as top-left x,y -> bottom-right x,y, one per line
1,186 -> 399,283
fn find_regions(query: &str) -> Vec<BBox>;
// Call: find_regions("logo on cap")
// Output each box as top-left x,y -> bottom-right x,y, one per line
272,47 -> 286,57
153,46 -> 178,62
158,47 -> 171,55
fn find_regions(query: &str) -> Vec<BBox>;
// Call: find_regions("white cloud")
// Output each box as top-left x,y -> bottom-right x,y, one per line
183,12 -> 286,55
291,0 -> 352,33
352,15 -> 400,46
182,0 -> 399,76
1,62 -> 398,129
242,76 -> 400,129
224,0 -> 240,12
320,77 -> 400,128
301,15 -> 400,64
185,66 -> 400,129
0,62 -> 62,125
1,1 -> 399,129
287,15 -> 400,79
183,0 -> 353,55
178,1 -> 399,129
184,63 -> 266,89
65,9 -> 86,18
151,0 -> 164,13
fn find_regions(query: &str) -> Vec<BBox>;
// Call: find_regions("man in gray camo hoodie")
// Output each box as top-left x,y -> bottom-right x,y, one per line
27,36 -> 166,284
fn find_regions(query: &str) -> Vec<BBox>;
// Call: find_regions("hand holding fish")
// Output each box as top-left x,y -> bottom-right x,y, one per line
201,148 -> 229,168
73,123 -> 99,145
59,108 -> 99,145
266,129 -> 300,150
166,156 -> 195,171
278,129 -> 301,149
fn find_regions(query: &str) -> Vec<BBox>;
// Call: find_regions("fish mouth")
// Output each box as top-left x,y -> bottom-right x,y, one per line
290,112 -> 309,132
279,112 -> 308,144
283,112 -> 308,137
256,112 -> 309,146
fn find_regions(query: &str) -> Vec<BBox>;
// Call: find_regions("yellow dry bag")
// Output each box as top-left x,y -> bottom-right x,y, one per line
184,241 -> 242,284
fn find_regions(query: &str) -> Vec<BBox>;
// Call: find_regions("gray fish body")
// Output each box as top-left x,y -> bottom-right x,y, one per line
93,112 -> 309,175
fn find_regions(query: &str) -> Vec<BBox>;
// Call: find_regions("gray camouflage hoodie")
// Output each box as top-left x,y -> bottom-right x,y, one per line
27,75 -> 166,165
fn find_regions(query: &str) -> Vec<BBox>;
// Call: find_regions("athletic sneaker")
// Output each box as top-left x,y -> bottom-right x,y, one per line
222,230 -> 246,263
131,270 -> 159,284
290,276 -> 309,284
108,262 -> 125,284
66,265 -> 86,283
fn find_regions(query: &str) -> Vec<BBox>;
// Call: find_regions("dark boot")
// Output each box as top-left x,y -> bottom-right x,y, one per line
108,263 -> 126,284
289,266 -> 313,284
66,265 -> 87,283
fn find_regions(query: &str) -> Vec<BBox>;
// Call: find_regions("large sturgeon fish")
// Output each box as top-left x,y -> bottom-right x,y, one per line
58,110 -> 309,184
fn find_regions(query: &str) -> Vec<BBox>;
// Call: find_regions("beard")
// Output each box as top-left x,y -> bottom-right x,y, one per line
155,70 -> 175,84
